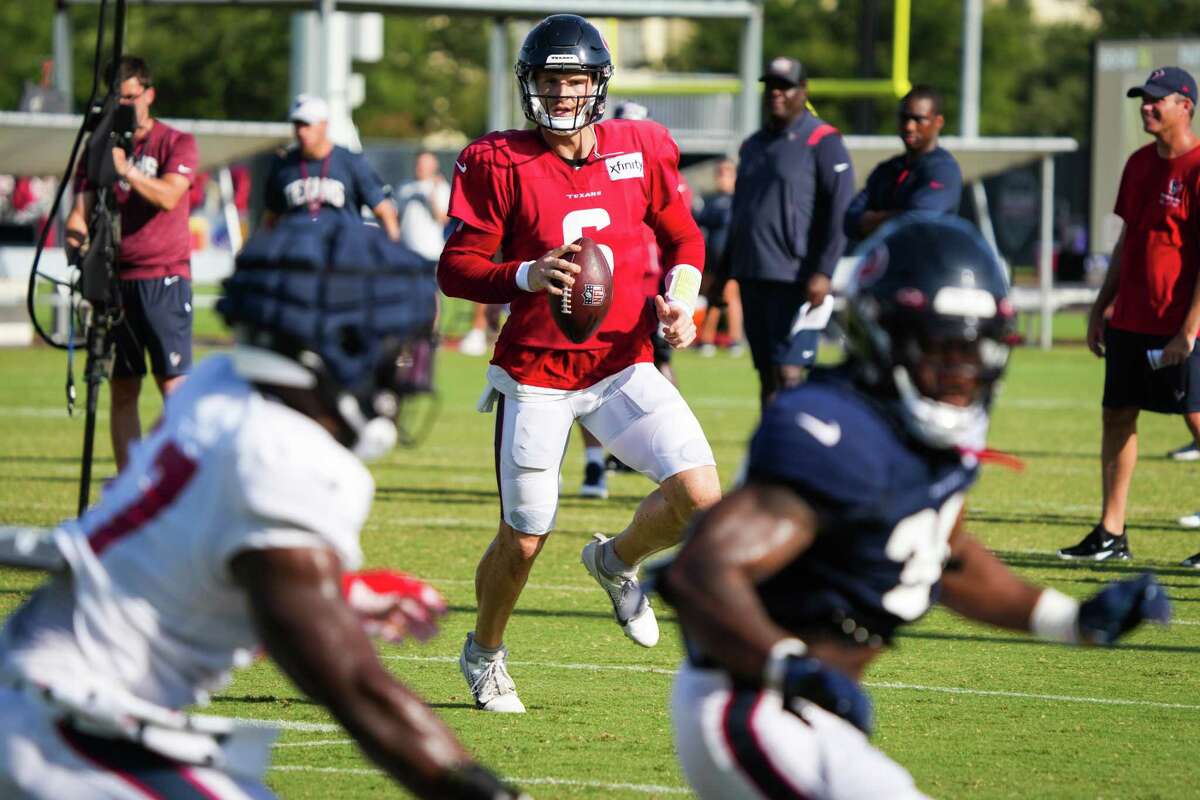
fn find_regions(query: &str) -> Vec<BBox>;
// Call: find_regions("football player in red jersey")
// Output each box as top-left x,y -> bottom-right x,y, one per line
438,14 -> 721,712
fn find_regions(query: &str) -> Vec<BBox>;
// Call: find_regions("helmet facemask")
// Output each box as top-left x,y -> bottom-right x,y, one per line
518,64 -> 612,134
846,291 -> 1013,451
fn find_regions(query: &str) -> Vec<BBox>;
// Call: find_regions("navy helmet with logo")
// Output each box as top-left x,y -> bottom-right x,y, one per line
217,214 -> 436,459
515,14 -> 613,134
840,216 -> 1015,450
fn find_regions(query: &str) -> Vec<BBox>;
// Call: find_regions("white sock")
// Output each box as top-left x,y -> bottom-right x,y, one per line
585,446 -> 605,467
600,538 -> 635,576
467,633 -> 502,658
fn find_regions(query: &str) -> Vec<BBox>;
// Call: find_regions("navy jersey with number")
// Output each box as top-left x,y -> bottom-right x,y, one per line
746,367 -> 978,645
264,145 -> 389,224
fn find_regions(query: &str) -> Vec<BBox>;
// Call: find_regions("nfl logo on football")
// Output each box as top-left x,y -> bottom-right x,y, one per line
582,283 -> 606,306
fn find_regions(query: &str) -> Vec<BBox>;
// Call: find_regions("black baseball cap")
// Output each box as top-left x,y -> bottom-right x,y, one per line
1126,66 -> 1198,102
759,56 -> 806,87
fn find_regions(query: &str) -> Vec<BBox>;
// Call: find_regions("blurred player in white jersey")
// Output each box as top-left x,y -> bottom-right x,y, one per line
0,216 -> 527,800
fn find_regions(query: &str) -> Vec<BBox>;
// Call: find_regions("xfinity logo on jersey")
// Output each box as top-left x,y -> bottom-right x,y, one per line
605,152 -> 643,181
284,177 -> 348,210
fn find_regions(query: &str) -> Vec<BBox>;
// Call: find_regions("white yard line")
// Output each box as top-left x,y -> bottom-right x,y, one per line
378,654 -> 1200,710
0,406 -> 85,418
426,577 -> 601,593
868,682 -> 1200,711
270,766 -> 692,794
230,717 -> 340,733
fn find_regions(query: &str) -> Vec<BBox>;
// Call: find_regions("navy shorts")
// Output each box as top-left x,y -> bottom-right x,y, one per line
110,276 -> 193,380
1102,325 -> 1200,413
739,279 -> 821,372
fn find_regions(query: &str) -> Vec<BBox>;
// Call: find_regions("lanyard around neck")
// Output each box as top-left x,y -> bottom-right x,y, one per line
299,153 -> 332,218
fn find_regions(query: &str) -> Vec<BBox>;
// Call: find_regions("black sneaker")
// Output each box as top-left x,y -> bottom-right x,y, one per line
1056,525 -> 1131,561
1181,552 -> 1200,568
579,461 -> 608,499
1167,442 -> 1200,461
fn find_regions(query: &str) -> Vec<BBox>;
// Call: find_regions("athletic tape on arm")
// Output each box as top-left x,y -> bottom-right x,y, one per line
663,264 -> 702,314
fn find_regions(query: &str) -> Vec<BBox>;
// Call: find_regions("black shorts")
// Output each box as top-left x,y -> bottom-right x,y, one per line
110,276 -> 194,380
1102,325 -> 1200,413
739,279 -> 820,372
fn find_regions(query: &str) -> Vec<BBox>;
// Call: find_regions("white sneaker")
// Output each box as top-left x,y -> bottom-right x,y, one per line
1179,511 -> 1200,529
459,328 -> 488,357
580,533 -> 659,647
459,633 -> 525,713
699,343 -> 717,358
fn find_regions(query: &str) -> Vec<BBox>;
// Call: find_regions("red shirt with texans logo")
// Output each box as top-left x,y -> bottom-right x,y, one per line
439,119 -> 705,389
76,120 -> 197,279
1111,142 -> 1200,336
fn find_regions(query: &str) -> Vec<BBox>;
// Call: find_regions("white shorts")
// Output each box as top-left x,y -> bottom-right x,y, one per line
671,663 -> 929,800
482,362 -> 715,535
0,687 -> 274,799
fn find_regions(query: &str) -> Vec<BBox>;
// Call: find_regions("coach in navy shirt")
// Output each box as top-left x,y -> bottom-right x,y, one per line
727,57 -> 855,410
263,95 -> 400,240
845,85 -> 962,240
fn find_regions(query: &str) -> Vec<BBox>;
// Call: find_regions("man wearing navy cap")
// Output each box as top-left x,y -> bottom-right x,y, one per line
1058,66 -> 1200,567
724,56 -> 855,410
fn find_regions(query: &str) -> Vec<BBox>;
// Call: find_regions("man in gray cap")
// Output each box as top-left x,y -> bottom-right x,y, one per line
723,57 -> 854,410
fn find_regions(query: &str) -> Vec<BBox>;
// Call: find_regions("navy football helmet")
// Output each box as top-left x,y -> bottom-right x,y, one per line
841,216 -> 1015,450
217,215 -> 436,460
515,15 -> 613,134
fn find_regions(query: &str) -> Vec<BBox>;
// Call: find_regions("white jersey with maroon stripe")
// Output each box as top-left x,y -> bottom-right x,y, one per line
0,355 -> 372,711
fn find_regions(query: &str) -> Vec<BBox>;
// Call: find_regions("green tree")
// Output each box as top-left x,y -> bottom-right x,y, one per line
666,0 -> 1094,140
355,14 -> 490,139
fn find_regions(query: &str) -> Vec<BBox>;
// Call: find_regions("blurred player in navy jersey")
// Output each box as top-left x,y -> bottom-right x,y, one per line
438,14 -> 720,713
0,217 -> 526,800
655,217 -> 1171,799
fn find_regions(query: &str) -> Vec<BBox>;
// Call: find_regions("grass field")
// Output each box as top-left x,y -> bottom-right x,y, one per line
2,333 -> 1199,799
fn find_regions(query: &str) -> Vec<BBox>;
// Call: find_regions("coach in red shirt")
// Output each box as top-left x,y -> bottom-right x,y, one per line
67,56 -> 197,473
1058,67 -> 1200,566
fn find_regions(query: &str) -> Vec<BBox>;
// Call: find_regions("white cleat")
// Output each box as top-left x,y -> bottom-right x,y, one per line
1179,511 -> 1200,529
460,633 -> 526,713
581,533 -> 659,647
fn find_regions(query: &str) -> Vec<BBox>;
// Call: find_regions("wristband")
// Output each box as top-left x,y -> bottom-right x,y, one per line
515,261 -> 534,292
1030,588 -> 1080,644
762,637 -> 807,694
663,264 -> 702,315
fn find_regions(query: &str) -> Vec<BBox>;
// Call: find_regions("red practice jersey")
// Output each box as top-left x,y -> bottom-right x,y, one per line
1111,142 -> 1200,336
76,120 -> 197,279
440,119 -> 705,389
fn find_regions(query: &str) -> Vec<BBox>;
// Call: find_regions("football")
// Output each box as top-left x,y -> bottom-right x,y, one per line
548,237 -> 612,344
